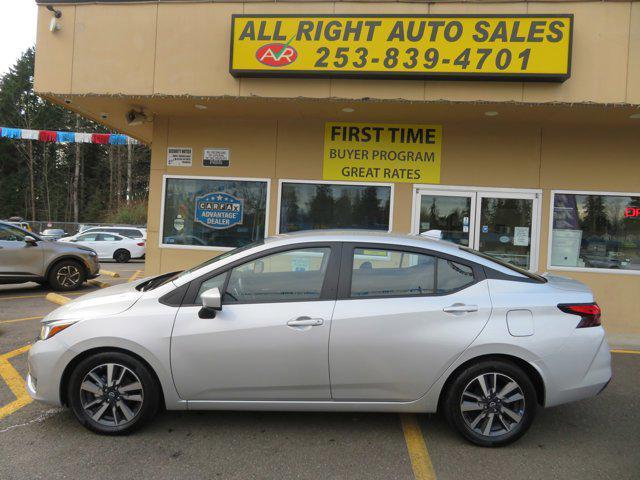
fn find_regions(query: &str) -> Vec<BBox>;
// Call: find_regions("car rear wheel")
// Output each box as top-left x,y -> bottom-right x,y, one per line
68,352 -> 160,435
113,249 -> 131,263
48,260 -> 85,291
443,359 -> 537,447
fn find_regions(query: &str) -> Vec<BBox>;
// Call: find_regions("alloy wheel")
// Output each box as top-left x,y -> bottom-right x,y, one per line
460,372 -> 525,437
79,363 -> 144,427
56,265 -> 80,288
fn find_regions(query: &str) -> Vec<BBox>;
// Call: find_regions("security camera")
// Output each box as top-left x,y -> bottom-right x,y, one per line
49,18 -> 61,32
126,109 -> 147,126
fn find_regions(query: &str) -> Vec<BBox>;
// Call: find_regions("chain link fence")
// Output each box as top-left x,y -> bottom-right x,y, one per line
3,219 -> 146,237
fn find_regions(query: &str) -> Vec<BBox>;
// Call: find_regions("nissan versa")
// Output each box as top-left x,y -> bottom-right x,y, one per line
27,231 -> 611,446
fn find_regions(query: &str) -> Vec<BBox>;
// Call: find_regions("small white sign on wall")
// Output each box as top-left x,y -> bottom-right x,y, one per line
513,226 -> 530,247
167,147 -> 192,167
203,148 -> 230,167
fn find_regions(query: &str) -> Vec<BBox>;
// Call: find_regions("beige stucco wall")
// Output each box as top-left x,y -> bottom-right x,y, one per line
34,1 -> 640,106
144,114 -> 640,335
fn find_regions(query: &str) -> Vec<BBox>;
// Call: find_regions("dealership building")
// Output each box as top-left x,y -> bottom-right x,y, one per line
35,0 -> 639,340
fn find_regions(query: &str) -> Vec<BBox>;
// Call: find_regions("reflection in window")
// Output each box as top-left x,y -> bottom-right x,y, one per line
551,193 -> 640,271
419,195 -> 471,246
350,248 -> 474,298
162,177 -> 268,249
225,248 -> 331,303
279,182 -> 391,233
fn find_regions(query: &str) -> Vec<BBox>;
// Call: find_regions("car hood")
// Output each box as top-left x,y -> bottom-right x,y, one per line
47,240 -> 95,254
42,280 -> 144,322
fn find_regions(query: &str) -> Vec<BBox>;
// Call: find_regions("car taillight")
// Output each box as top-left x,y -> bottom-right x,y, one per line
137,242 -> 145,246
558,303 -> 602,328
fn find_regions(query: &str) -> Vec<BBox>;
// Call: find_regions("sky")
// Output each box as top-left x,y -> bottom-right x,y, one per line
0,1 -> 38,76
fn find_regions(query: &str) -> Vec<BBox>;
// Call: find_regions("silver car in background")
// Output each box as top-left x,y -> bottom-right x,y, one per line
27,231 -> 611,446
0,221 -> 100,291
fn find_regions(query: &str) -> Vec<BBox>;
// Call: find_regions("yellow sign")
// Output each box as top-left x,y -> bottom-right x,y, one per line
230,15 -> 573,81
323,123 -> 442,184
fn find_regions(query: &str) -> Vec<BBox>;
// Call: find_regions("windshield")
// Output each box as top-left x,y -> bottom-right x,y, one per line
137,240 -> 264,291
460,246 -> 546,283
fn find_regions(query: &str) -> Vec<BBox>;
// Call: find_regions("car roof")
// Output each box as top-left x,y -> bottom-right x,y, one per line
264,229 -> 462,254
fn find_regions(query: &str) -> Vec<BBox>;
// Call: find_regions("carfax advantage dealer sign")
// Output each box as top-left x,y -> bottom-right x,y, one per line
230,15 -> 573,81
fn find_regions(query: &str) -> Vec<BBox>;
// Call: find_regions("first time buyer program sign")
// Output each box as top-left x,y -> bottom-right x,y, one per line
323,123 -> 442,184
230,15 -> 573,81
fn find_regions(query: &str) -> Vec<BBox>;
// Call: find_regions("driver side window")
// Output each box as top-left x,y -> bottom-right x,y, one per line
225,247 -> 331,303
0,224 -> 27,242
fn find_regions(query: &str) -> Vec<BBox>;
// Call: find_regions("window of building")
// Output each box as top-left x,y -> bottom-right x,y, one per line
278,181 -> 392,233
550,192 -> 640,272
162,176 -> 269,249
350,248 -> 474,298
224,247 -> 331,303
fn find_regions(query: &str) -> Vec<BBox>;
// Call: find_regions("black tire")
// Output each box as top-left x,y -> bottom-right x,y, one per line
443,359 -> 537,447
47,259 -> 85,291
113,249 -> 131,263
67,351 -> 160,435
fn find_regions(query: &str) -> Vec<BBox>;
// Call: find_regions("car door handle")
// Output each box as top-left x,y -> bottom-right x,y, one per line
287,317 -> 324,327
443,304 -> 478,314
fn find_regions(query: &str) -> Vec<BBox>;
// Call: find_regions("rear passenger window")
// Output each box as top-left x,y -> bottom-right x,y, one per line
436,258 -> 474,293
350,248 -> 475,298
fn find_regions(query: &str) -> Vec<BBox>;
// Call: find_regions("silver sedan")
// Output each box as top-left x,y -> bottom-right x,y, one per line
27,230 -> 611,446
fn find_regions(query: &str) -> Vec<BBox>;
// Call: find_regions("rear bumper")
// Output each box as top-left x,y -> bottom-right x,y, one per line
538,329 -> 612,407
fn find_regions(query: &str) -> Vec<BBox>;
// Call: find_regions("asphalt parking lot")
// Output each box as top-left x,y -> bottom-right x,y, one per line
0,262 -> 638,480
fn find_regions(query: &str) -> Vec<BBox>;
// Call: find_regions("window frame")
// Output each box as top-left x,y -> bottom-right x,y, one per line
547,189 -> 640,276
276,179 -> 394,234
159,174 -> 271,252
182,242 -> 343,306
337,242 -> 484,300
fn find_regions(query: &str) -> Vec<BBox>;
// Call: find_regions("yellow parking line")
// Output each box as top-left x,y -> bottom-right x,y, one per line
127,269 -> 143,282
99,269 -> 120,278
0,291 -> 85,301
0,315 -> 44,325
400,414 -> 437,480
611,349 -> 640,355
0,345 -> 33,420
45,293 -> 71,306
87,279 -> 110,289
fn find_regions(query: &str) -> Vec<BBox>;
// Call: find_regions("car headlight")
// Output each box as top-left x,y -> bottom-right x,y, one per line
39,320 -> 77,341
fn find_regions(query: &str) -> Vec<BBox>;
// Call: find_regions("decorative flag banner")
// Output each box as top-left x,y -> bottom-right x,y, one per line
0,126 -> 140,145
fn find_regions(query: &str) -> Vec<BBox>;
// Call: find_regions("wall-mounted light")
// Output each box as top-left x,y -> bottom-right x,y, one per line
630,113 -> 640,119
341,107 -> 355,113
194,104 -> 207,110
126,109 -> 148,126
484,111 -> 499,117
46,5 -> 62,33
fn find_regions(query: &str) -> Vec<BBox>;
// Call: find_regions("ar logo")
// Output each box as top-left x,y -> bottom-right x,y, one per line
256,40 -> 298,67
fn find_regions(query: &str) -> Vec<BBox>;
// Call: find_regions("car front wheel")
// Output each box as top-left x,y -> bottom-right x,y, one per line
443,359 -> 537,447
48,260 -> 85,291
67,352 -> 160,435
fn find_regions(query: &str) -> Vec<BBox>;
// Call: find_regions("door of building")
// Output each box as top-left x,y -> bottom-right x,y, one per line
413,187 -> 541,270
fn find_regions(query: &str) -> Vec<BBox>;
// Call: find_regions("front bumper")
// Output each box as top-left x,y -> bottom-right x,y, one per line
26,337 -> 75,406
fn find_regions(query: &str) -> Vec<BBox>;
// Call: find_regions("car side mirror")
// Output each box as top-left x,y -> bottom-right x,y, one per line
24,235 -> 38,246
199,287 -> 222,319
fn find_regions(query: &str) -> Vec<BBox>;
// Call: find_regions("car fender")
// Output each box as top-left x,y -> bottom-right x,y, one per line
64,335 -> 186,410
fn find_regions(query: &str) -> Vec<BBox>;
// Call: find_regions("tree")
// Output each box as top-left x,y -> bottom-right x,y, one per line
0,48 -> 151,225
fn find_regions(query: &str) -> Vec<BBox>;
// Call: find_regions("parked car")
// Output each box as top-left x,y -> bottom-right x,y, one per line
5,220 -> 32,232
66,226 -> 146,242
27,230 -> 611,446
59,231 -> 145,263
0,221 -> 100,291
39,229 -> 67,241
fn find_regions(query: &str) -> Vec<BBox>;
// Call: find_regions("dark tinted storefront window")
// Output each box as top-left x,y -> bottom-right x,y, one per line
551,193 -> 640,271
279,182 -> 391,233
162,177 -> 268,249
